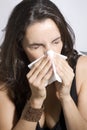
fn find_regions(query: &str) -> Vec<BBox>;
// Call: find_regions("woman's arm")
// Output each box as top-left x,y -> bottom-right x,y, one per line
0,90 -> 17,130
0,90 -> 40,130
60,90 -> 87,130
55,55 -> 87,130
0,56 -> 52,130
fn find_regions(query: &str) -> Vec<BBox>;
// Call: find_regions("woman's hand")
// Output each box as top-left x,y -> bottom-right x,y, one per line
54,55 -> 74,100
26,56 -> 53,108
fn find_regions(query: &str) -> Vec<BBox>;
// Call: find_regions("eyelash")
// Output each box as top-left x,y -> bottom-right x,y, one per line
30,41 -> 60,49
30,45 -> 40,49
54,41 -> 59,44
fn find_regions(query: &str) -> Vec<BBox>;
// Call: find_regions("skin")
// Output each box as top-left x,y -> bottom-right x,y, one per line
22,18 -> 74,103
23,19 -> 63,61
0,18 -> 87,130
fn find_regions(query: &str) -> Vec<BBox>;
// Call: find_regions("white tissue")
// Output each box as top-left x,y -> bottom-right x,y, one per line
28,50 -> 67,86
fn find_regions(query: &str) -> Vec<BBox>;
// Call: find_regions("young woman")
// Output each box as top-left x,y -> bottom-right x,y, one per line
0,0 -> 87,130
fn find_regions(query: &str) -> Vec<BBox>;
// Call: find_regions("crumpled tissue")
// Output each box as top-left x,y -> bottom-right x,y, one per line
28,50 -> 67,87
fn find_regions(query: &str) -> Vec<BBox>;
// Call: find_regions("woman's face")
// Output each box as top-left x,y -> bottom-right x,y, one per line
22,18 -> 63,62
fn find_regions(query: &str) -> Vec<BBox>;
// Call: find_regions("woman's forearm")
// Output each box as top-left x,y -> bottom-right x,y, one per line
13,99 -> 44,130
13,119 -> 37,130
61,95 -> 87,130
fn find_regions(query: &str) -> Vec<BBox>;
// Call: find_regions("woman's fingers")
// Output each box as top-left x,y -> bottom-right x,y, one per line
56,59 -> 74,86
27,56 -> 53,87
37,59 -> 52,80
27,56 -> 49,79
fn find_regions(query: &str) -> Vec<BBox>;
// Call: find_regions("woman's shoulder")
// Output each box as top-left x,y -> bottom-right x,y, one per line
0,82 -> 17,129
0,82 -> 15,111
76,55 -> 87,94
76,55 -> 87,70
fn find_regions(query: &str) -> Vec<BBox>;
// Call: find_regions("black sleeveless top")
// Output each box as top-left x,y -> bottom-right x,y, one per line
36,56 -> 80,130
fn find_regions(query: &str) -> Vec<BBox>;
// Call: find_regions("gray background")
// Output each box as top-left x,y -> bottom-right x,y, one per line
0,0 -> 87,52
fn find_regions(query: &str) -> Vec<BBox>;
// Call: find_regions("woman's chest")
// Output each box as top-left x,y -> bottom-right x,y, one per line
39,100 -> 61,129
39,84 -> 62,129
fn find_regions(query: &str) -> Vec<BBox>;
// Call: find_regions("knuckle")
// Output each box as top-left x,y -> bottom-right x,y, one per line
26,73 -> 29,79
28,78 -> 33,85
33,63 -> 38,69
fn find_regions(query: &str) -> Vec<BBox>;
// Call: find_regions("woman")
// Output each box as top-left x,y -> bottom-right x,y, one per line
0,0 -> 87,130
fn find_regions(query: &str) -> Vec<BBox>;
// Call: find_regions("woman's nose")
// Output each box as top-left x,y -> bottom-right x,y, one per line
44,44 -> 52,54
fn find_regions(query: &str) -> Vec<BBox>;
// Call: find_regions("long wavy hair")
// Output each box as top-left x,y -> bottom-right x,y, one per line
0,0 -> 78,118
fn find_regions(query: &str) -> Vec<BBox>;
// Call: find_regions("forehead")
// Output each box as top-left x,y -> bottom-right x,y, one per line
25,18 -> 61,43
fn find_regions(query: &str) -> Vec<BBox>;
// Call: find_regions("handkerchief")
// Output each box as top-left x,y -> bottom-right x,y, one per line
28,50 -> 67,86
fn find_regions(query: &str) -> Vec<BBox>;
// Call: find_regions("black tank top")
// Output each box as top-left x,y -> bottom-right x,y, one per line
36,56 -> 80,130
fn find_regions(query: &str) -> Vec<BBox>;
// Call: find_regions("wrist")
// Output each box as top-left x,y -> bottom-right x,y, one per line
21,100 -> 44,122
59,94 -> 72,103
30,97 -> 44,109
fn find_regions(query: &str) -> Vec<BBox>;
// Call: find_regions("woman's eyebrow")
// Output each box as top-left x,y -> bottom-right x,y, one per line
28,36 -> 61,46
51,36 -> 61,43
29,43 -> 43,46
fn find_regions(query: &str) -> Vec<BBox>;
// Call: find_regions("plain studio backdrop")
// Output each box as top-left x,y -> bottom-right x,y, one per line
0,0 -> 87,52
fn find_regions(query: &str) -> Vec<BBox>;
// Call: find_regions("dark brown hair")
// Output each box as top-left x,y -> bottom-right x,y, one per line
0,0 -> 78,118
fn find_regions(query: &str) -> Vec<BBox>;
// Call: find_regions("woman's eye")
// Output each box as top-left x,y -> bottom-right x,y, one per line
32,46 -> 40,49
54,41 -> 59,44
30,45 -> 41,49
